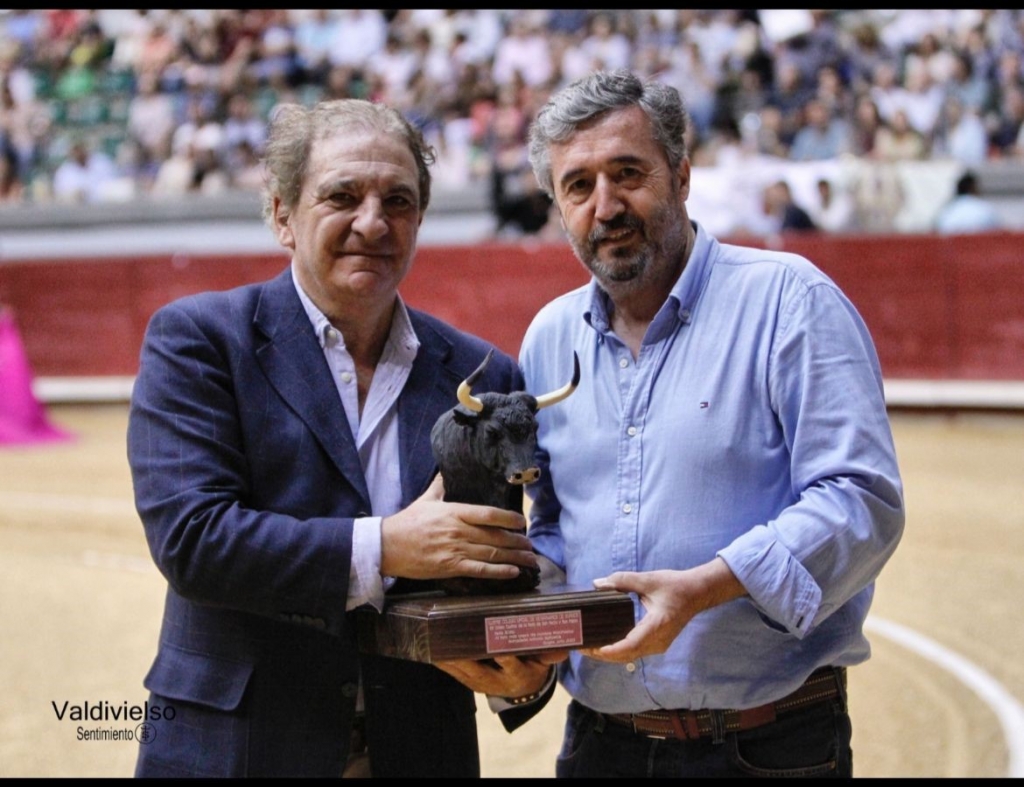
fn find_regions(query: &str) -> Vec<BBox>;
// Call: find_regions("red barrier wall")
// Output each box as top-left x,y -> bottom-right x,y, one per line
1,232 -> 1022,380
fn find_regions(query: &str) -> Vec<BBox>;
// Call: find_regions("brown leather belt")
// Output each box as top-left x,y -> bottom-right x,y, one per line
600,666 -> 846,741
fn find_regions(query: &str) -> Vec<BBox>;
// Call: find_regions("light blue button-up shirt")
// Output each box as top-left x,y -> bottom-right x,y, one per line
519,221 -> 905,713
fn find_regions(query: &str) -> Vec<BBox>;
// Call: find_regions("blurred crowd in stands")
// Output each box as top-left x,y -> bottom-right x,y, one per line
1,9 -> 1022,236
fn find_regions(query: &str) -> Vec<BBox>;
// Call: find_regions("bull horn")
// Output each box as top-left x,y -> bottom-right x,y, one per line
536,351 -> 580,410
456,348 -> 492,413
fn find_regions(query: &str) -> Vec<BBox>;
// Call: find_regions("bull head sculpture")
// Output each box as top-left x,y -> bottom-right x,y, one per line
430,348 -> 580,595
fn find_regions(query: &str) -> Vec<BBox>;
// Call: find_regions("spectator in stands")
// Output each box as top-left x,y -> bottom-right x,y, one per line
196,149 -> 229,194
766,60 -> 814,150
849,95 -> 884,157
987,83 -> 1024,158
249,9 -> 300,89
942,50 -> 993,116
788,98 -> 852,161
126,70 -> 176,179
492,14 -> 553,89
580,13 -> 632,73
867,60 -> 904,127
328,9 -> 387,71
367,32 -> 419,108
51,139 -> 118,203
65,17 -> 112,72
171,95 -> 225,168
2,9 -> 46,53
808,177 -> 858,233
718,65 -> 769,130
904,31 -> 958,86
104,9 -> 153,75
2,7 -> 1024,228
226,139 -> 264,192
150,135 -> 196,197
894,63 -> 945,140
0,144 -> 23,203
222,93 -> 267,164
485,82 -> 553,237
844,22 -> 896,97
873,108 -> 930,161
934,170 -> 1004,234
933,95 -> 990,165
749,105 -> 790,158
292,9 -> 337,84
961,24 -> 998,92
813,63 -> 854,120
762,179 -> 819,233
0,69 -> 49,189
134,19 -> 179,82
660,39 -> 719,138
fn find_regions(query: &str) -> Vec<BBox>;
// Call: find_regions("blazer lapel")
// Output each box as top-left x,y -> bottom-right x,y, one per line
398,312 -> 460,506
253,269 -> 371,508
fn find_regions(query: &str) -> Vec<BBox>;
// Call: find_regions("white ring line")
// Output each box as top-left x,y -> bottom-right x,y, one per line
866,615 -> 1024,778
80,550 -> 157,575
0,490 -> 137,516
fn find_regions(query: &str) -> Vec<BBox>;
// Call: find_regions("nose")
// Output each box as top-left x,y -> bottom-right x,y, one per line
593,175 -> 624,223
352,197 -> 388,240
508,467 -> 541,485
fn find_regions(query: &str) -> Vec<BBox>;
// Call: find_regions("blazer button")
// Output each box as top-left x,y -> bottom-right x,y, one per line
341,682 -> 358,698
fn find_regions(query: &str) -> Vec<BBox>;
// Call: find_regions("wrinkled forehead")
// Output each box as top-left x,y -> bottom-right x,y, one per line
549,107 -> 664,182
307,127 -> 419,192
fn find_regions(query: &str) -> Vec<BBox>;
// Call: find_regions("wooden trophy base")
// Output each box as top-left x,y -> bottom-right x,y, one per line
356,582 -> 635,664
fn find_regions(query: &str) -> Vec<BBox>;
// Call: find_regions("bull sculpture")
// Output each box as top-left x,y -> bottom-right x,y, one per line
430,348 -> 580,595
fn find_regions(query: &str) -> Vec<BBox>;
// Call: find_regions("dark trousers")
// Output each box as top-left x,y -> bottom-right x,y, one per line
556,696 -> 853,778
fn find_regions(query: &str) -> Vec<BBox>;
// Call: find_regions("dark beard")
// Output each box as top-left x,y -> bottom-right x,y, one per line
576,214 -> 649,285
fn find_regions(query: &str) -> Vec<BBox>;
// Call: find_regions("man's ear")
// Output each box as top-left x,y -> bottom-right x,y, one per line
272,196 -> 294,249
677,158 -> 691,202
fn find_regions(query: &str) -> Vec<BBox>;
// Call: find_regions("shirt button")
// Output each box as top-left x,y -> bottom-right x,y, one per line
627,426 -> 637,436
619,358 -> 629,368
326,329 -> 338,343
625,662 -> 637,673
341,372 -> 353,384
622,503 -> 632,514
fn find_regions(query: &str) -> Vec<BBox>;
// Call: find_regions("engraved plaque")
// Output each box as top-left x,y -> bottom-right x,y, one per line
356,583 -> 635,664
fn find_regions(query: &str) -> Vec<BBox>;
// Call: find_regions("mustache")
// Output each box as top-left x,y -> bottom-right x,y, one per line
589,214 -> 644,246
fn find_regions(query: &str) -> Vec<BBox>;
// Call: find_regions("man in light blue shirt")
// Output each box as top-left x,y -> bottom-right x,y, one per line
934,170 -> 1004,235
519,70 -> 905,778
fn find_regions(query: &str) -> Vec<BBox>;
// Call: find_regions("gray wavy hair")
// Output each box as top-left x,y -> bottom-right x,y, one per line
527,70 -> 689,198
260,99 -> 436,227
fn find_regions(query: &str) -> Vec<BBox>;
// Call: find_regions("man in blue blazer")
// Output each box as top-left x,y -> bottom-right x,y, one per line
127,99 -> 555,778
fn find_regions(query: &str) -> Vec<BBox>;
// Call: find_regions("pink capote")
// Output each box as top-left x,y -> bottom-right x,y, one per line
0,308 -> 75,446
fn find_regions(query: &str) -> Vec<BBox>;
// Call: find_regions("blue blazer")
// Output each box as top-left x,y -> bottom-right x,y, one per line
128,267 -> 539,778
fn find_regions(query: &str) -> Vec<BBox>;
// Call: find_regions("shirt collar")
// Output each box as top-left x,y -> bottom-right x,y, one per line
290,263 -> 420,362
583,220 -> 713,335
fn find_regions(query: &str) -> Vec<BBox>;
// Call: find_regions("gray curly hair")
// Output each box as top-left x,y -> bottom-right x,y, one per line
260,99 -> 436,227
527,69 -> 689,198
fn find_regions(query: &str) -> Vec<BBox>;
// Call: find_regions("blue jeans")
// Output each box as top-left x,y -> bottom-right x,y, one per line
556,695 -> 853,778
